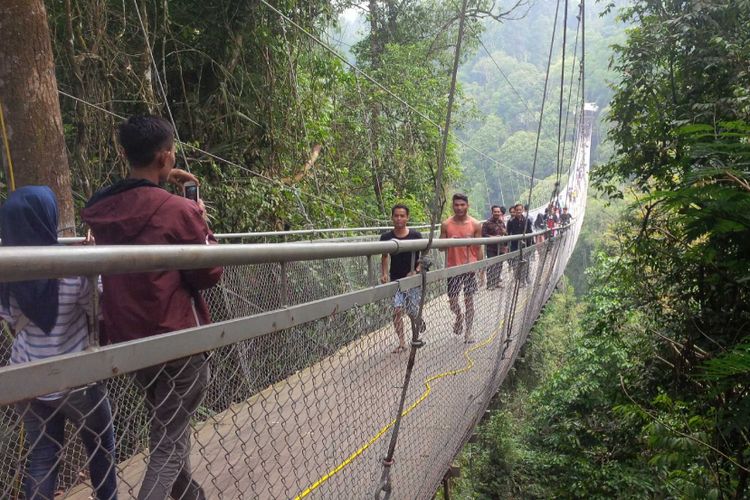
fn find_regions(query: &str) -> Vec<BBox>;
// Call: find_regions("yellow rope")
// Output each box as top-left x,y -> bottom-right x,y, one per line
0,98 -> 15,191
294,296 -> 527,499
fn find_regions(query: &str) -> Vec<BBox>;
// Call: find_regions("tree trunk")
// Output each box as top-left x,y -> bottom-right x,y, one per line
0,0 -> 75,235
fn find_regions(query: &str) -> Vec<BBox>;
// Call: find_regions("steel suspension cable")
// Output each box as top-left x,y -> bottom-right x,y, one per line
471,29 -> 534,116
504,0 -> 564,362
523,0 -> 562,216
558,7 -> 582,192
554,0 -> 570,197
258,0 -> 536,185
57,90 -> 381,224
373,0 -> 470,497
132,0 -> 191,172
562,63 -> 584,198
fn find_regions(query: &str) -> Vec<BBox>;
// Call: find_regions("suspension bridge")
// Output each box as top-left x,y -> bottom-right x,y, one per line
0,103 -> 594,498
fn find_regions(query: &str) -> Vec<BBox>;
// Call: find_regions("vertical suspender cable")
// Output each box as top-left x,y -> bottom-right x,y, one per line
373,0 -> 470,497
132,0 -> 191,172
554,0 -> 569,200
505,0 -> 563,358
559,8 -> 582,193
581,0 -> 585,119
523,0 -> 562,220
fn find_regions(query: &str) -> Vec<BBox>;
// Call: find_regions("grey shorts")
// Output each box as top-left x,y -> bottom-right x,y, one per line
447,272 -> 478,297
394,288 -> 421,317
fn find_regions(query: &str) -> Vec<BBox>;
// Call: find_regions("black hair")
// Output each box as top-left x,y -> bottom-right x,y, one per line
490,205 -> 501,212
499,205 -> 506,214
452,193 -> 469,203
391,204 -> 410,216
118,115 -> 174,167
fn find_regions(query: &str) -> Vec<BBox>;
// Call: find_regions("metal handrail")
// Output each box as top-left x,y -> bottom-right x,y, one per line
0,228 -> 562,282
0,246 -> 535,405
53,224 -> 433,244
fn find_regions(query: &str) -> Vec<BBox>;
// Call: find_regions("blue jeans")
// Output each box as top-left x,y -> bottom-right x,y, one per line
18,384 -> 117,500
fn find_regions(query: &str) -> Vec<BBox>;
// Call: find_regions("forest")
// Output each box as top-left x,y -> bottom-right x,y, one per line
449,0 -> 750,498
1,0 -> 749,497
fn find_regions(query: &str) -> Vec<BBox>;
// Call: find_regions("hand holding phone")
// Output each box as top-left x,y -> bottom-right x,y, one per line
183,181 -> 199,202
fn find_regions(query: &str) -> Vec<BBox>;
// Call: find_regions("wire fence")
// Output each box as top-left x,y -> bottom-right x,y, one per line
0,235 -> 579,499
0,109 -> 592,500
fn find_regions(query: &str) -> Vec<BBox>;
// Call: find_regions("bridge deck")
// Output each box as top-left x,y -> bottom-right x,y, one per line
69,282 -> 527,499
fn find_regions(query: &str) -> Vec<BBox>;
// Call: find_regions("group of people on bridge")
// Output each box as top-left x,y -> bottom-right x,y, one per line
379,194 -> 573,352
0,112 -> 573,499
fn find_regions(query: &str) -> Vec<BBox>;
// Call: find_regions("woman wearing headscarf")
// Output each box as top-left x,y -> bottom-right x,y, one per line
0,186 -> 117,499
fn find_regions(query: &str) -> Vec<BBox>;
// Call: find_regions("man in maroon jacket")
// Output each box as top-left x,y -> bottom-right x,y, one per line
83,115 -> 222,500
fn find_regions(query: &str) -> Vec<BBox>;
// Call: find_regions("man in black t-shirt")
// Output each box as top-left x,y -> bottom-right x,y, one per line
380,204 -> 424,353
507,203 -> 534,284
559,207 -> 572,228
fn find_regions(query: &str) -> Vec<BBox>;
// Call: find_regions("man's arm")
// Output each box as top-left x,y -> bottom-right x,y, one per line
380,254 -> 389,283
481,221 -> 490,238
474,220 -> 484,260
177,202 -> 223,290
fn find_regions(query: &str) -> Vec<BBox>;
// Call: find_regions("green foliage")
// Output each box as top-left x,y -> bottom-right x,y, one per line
44,0 -> 488,232
456,0 -> 624,210
564,187 -> 626,295
455,2 -> 750,498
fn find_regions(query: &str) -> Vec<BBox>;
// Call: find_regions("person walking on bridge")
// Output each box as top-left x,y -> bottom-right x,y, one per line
559,206 -> 572,229
83,115 -> 223,500
441,193 -> 483,343
380,204 -> 424,353
481,205 -> 507,289
507,203 -> 533,284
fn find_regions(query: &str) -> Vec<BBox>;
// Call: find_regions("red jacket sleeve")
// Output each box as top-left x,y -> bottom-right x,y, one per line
172,200 -> 224,290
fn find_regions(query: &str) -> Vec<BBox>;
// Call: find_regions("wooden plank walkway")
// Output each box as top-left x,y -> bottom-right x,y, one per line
68,281 -> 530,499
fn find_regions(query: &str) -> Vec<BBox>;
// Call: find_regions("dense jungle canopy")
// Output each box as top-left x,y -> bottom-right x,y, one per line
0,0 -> 748,497
450,1 -> 750,498
2,0 -> 599,230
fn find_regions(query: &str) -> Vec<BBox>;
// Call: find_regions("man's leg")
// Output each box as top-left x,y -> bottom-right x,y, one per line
393,307 -> 406,351
135,355 -> 209,500
392,291 -> 407,351
489,255 -> 502,289
406,288 -> 426,333
486,252 -> 495,289
447,277 -> 463,336
463,273 -> 478,342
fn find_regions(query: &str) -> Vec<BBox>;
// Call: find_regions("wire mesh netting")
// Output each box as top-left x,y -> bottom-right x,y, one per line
0,239 -> 574,499
0,110 -> 592,499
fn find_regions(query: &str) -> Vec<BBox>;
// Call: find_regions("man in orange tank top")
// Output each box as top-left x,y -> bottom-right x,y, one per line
440,193 -> 484,343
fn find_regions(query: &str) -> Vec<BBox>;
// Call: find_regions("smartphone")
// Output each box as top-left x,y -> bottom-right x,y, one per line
183,181 -> 199,202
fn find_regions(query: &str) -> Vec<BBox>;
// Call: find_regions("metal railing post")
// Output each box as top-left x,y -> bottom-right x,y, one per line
279,262 -> 289,306
88,274 -> 100,348
367,255 -> 374,286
